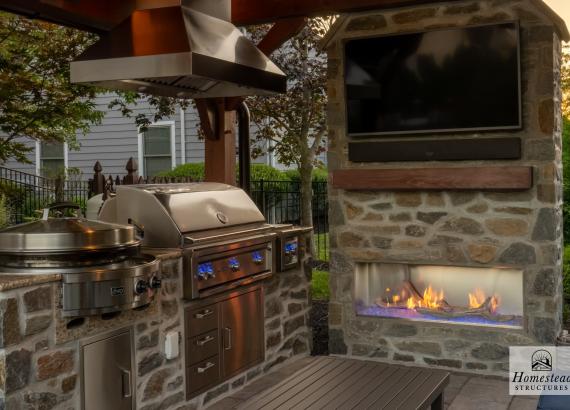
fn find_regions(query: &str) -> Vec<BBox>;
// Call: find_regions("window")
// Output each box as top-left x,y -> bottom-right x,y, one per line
39,142 -> 65,176
139,123 -> 175,177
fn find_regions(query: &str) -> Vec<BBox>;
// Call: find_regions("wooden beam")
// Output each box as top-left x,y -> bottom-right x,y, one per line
2,0 -> 461,31
0,0 -> 135,32
258,17 -> 307,55
231,0 -> 459,25
195,98 -> 226,141
205,111 -> 237,185
332,167 -> 533,191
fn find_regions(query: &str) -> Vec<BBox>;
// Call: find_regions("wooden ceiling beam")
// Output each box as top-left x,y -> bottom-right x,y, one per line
257,17 -> 307,55
1,0 -> 458,32
231,0 -> 455,25
0,0 -> 136,32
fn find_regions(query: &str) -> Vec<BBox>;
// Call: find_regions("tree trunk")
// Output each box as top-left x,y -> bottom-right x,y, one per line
299,156 -> 314,256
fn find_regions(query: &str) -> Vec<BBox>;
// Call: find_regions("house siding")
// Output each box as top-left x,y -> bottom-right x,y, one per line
2,93 -> 310,179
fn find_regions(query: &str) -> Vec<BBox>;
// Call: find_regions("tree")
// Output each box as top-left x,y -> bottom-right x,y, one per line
246,19 -> 332,244
0,12 -> 187,166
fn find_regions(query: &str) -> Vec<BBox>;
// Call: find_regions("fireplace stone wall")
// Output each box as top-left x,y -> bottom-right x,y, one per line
325,0 -> 564,374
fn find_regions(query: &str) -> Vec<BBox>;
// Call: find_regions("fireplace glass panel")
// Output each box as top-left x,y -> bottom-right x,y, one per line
355,262 -> 523,329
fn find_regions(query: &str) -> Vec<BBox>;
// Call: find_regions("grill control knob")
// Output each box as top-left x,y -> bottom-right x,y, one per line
135,280 -> 149,295
150,276 -> 162,289
228,257 -> 240,272
252,251 -> 264,265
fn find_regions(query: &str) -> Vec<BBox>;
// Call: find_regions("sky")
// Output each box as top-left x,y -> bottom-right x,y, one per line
545,0 -> 570,26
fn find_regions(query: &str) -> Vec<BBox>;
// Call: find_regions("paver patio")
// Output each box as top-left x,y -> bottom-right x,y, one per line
206,356 -> 539,410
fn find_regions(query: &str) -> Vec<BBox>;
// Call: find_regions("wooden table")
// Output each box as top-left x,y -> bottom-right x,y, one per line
238,356 -> 449,410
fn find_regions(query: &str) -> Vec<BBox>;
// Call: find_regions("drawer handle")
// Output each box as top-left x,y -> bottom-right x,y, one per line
223,327 -> 232,350
194,309 -> 213,319
121,369 -> 132,398
197,362 -> 215,374
196,335 -> 215,346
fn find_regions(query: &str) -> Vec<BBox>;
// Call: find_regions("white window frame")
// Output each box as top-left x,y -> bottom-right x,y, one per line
35,141 -> 69,176
137,121 -> 176,177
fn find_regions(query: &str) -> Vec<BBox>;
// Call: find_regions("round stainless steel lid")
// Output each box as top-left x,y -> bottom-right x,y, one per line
0,218 -> 139,254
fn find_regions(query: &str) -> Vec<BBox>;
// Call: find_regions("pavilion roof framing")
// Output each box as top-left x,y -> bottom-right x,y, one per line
0,0 -> 462,32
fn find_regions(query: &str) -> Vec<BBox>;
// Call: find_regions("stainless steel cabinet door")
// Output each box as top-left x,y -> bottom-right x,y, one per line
220,287 -> 264,378
82,329 -> 134,410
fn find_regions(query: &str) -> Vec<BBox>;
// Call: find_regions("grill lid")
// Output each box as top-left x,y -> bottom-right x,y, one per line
0,218 -> 139,254
100,183 -> 267,248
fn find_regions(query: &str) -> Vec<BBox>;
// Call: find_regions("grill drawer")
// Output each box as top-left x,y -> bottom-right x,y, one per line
186,304 -> 219,337
186,329 -> 219,366
186,356 -> 220,397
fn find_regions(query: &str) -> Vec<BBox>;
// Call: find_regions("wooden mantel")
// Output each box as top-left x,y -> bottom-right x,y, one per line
332,166 -> 533,191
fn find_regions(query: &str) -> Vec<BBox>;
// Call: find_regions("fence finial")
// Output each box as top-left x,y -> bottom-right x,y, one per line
90,161 -> 106,196
124,157 -> 139,185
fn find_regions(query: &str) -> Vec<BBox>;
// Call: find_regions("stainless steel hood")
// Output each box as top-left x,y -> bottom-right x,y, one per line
70,0 -> 287,98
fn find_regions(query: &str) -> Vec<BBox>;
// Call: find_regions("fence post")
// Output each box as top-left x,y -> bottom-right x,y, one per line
90,161 -> 106,196
54,175 -> 64,203
123,157 -> 139,185
260,179 -> 266,216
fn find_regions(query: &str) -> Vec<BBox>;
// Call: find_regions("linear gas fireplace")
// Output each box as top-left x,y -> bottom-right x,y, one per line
355,263 -> 524,329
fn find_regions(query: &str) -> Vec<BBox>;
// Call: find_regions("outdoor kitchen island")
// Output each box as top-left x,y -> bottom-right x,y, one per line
0,186 -> 313,409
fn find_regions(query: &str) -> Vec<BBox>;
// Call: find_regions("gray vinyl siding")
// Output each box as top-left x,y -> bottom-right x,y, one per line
2,93 -> 285,179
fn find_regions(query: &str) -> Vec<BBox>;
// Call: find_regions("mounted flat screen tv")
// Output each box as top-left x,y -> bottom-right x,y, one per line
345,22 -> 521,136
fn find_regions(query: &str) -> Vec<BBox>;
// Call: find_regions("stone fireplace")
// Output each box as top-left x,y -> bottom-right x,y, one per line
324,0 -> 566,374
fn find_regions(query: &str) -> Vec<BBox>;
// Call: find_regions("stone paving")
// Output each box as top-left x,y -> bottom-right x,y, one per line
205,356 -> 540,410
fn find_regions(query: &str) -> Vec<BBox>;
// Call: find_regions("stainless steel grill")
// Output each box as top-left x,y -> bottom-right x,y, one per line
0,203 -> 160,317
99,183 -> 309,299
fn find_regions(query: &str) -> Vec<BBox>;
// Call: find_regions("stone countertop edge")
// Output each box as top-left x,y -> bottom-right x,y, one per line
0,273 -> 62,292
141,247 -> 184,260
0,248 -> 181,292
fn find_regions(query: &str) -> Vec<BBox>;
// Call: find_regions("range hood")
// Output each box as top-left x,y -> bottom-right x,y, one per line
70,0 -> 287,98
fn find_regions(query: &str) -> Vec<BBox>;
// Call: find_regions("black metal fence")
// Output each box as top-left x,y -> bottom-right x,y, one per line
251,180 -> 328,263
0,168 -> 329,262
0,167 -> 90,224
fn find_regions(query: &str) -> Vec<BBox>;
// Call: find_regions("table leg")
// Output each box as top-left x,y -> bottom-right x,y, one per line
431,392 -> 443,410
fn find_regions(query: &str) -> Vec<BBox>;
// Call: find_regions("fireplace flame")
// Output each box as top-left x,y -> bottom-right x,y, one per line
376,280 -> 509,322
468,289 -> 486,309
405,285 -> 445,310
468,289 -> 500,314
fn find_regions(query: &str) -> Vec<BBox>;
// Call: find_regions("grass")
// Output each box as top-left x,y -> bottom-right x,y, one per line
311,233 -> 330,300
315,233 -> 329,262
562,245 -> 570,322
311,269 -> 330,300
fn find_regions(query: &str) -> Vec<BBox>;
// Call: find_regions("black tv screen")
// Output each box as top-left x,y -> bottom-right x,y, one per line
345,23 -> 521,136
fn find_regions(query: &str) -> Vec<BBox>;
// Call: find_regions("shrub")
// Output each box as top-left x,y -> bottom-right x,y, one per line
248,164 -> 287,181
160,163 -> 288,182
284,167 -> 328,182
158,163 -> 205,180
0,195 -> 8,228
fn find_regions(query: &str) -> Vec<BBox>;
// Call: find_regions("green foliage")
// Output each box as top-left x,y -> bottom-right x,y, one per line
311,270 -> 330,300
0,195 -> 8,228
563,118 -> 570,241
159,163 -> 289,182
0,12 -> 103,163
246,20 -> 330,168
0,12 -> 190,165
284,167 -> 328,183
564,245 -> 570,297
158,163 -> 205,180
248,164 -> 287,181
315,233 -> 330,262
